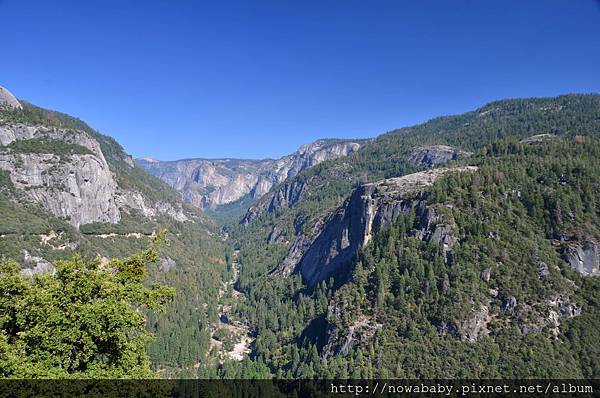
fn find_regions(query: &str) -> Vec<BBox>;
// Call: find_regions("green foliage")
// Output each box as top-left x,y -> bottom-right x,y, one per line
229,95 -> 600,379
0,170 -> 14,190
1,139 -> 93,156
326,139 -> 600,378
3,93 -> 600,379
0,233 -> 174,378
231,95 -> 600,297
0,101 -> 229,376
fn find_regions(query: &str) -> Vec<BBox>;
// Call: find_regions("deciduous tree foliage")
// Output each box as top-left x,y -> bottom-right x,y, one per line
0,232 -> 174,378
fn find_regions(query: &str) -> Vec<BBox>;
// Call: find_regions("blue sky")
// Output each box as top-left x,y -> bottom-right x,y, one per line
1,0 -> 599,160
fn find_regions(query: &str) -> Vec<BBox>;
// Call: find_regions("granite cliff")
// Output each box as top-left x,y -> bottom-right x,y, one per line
0,123 -> 187,227
564,241 -> 600,276
0,86 -> 22,109
137,139 -> 361,209
274,167 -> 478,287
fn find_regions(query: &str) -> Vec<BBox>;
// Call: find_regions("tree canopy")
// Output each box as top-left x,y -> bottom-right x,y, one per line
0,232 -> 174,378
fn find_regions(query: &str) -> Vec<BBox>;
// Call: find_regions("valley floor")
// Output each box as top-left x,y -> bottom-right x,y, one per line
208,250 -> 254,363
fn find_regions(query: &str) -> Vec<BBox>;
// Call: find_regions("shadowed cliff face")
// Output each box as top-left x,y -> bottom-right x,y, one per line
240,144 -> 474,226
137,139 -> 361,209
241,179 -> 308,225
408,145 -> 472,167
274,167 -> 478,287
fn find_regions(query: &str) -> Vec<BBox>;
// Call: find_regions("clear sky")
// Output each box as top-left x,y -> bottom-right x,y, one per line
1,0 -> 599,160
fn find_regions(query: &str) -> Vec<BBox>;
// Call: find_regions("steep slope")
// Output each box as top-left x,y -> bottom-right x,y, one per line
136,139 -> 361,209
3,89 -> 600,380
0,124 -> 120,226
242,94 -> 600,226
0,86 -> 22,109
229,94 -> 600,379
321,138 -> 600,376
234,95 -> 600,286
275,167 -> 477,287
0,96 -> 228,376
0,122 -> 191,227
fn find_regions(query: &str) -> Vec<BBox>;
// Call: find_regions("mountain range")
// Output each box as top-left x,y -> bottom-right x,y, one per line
1,86 -> 600,379
136,139 -> 362,209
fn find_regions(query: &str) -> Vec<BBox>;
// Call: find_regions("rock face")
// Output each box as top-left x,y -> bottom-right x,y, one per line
408,145 -> 472,167
564,241 -> 600,276
137,139 -> 360,209
0,124 -> 121,227
275,167 -> 477,287
19,250 -> 55,277
454,304 -> 491,342
158,257 -> 177,272
520,134 -> 559,144
115,190 -> 188,223
0,86 -> 22,109
0,123 -> 188,227
322,316 -> 381,358
241,179 -> 307,225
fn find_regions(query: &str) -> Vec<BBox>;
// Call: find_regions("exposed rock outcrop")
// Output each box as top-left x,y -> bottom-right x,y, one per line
0,123 -> 189,227
322,316 -> 382,358
448,291 -> 581,342
520,134 -> 559,144
563,241 -> 600,276
408,145 -> 472,167
275,167 -> 477,287
19,250 -> 55,277
273,220 -> 324,277
514,292 -> 581,337
266,180 -> 307,213
536,256 -> 550,279
115,190 -> 188,222
137,139 -> 360,209
267,225 -> 287,244
158,257 -> 177,272
0,124 -> 121,227
453,304 -> 491,342
0,86 -> 22,109
241,179 -> 307,225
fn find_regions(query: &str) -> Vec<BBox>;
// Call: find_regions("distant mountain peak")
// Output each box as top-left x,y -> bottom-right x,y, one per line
0,86 -> 23,109
140,156 -> 160,163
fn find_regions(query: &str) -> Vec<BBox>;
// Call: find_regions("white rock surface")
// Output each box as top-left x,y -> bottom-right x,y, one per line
0,124 -> 121,227
0,123 -> 189,227
137,139 -> 361,208
0,86 -> 22,109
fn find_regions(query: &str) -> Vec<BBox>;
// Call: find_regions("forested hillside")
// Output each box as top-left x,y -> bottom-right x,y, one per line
319,139 -> 600,378
0,102 -> 230,377
226,94 -> 600,378
2,94 -> 600,379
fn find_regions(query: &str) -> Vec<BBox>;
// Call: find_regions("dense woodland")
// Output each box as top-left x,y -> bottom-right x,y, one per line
225,94 -> 600,378
1,94 -> 600,379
